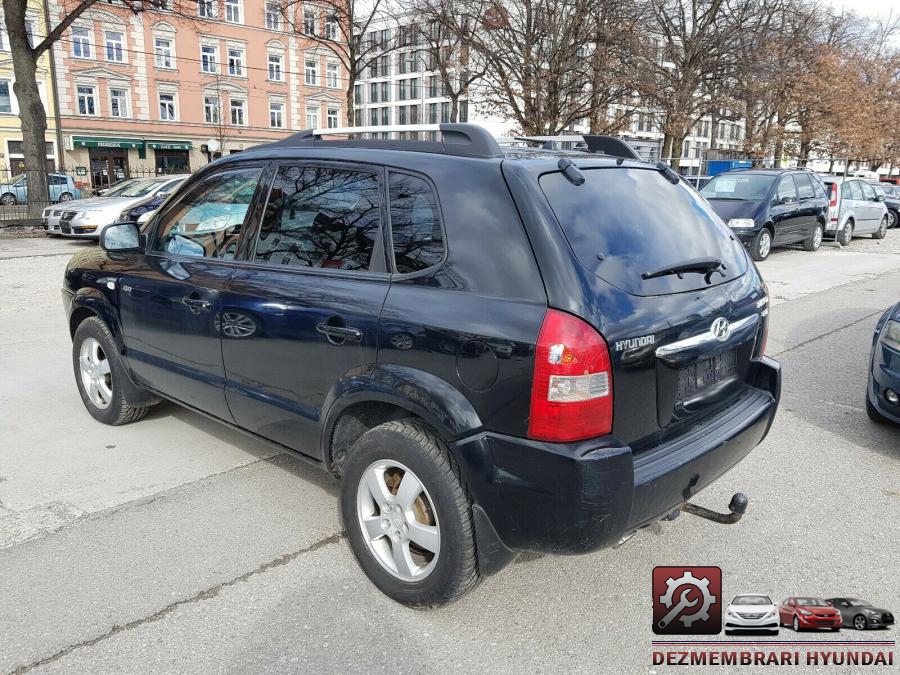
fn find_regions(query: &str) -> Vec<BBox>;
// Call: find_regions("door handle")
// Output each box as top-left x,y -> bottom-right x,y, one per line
182,296 -> 211,313
316,322 -> 363,343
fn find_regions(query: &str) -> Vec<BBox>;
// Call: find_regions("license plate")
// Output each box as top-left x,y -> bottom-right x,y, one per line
677,350 -> 738,400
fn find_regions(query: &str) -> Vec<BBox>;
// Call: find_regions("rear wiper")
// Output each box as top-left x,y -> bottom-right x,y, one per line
641,257 -> 726,282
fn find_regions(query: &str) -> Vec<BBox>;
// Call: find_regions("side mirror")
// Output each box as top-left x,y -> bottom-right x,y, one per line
875,194 -> 885,202
100,222 -> 143,253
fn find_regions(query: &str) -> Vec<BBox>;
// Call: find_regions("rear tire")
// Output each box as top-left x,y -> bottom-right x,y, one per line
888,209 -> 898,228
838,220 -> 853,245
340,419 -> 480,607
58,192 -> 73,202
0,192 -> 15,205
72,317 -> 150,425
750,228 -> 772,261
803,223 -> 824,251
873,216 -> 888,239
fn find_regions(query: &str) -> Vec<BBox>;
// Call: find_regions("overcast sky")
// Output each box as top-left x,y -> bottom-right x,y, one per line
824,0 -> 899,19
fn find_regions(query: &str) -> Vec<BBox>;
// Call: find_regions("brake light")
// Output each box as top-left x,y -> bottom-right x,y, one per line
528,309 -> 613,442
828,183 -> 838,221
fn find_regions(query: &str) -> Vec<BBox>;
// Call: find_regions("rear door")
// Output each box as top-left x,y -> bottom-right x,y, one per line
771,175 -> 804,243
221,162 -> 390,455
117,165 -> 264,419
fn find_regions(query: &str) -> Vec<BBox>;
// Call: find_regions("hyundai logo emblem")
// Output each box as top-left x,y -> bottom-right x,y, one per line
711,317 -> 730,342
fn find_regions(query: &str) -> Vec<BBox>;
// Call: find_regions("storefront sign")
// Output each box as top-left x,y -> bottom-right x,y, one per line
145,141 -> 193,151
72,136 -> 142,149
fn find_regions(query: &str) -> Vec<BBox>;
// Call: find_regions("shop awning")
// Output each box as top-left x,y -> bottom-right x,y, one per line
72,136 -> 143,149
145,140 -> 193,151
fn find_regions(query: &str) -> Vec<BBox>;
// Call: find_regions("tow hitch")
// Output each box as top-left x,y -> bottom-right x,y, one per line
681,492 -> 749,525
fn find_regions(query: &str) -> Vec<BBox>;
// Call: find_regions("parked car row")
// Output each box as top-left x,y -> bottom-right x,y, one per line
724,595 -> 894,635
1,173 -> 83,205
699,168 -> 891,261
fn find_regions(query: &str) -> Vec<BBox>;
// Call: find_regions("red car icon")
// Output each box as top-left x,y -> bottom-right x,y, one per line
779,597 -> 843,631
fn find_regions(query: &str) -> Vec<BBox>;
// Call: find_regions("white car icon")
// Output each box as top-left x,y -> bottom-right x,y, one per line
724,594 -> 780,635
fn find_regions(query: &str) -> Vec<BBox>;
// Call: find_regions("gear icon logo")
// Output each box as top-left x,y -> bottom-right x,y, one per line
652,566 -> 722,634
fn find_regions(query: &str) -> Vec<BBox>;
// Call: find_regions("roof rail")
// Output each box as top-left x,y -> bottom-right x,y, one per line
263,123 -> 504,159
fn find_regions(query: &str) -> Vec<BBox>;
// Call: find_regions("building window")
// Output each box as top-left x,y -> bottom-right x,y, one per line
225,0 -> 242,23
325,16 -> 338,40
354,84 -> 363,105
326,62 -> 339,89
198,0 -> 214,18
269,101 -> 284,128
105,32 -> 124,62
369,108 -> 377,126
380,55 -> 390,76
327,107 -> 339,128
304,58 -> 318,86
354,109 -> 363,126
109,88 -> 129,117
201,44 -> 218,73
72,27 -> 91,58
0,80 -> 12,114
381,81 -> 390,103
409,78 -> 419,99
305,105 -> 319,128
76,85 -> 97,115
204,95 -> 220,124
303,8 -> 317,35
428,102 -> 438,124
265,2 -> 280,30
268,53 -> 283,81
159,92 -> 176,120
230,98 -> 246,125
155,37 -> 174,68
440,101 -> 450,123
397,80 -> 407,101
228,48 -> 244,76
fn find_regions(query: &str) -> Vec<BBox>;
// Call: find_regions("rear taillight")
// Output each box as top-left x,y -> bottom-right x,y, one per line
528,309 -> 613,442
828,184 -> 838,221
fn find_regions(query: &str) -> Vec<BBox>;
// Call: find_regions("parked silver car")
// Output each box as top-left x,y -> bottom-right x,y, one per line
821,176 -> 890,244
58,175 -> 188,239
42,178 -> 146,235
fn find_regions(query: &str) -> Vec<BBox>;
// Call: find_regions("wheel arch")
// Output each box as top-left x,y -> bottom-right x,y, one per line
69,289 -> 124,348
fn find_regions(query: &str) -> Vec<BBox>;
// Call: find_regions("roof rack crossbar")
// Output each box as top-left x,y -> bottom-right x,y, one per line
267,123 -> 504,159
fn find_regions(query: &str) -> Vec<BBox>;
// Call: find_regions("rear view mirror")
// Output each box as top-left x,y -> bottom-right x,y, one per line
100,222 -> 142,253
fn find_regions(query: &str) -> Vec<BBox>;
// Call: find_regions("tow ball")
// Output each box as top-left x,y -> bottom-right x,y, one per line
681,492 -> 749,525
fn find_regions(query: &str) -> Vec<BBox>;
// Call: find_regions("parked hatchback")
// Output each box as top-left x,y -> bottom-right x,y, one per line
0,173 -> 82,205
699,169 -> 828,261
63,124 -> 781,606
820,176 -> 889,244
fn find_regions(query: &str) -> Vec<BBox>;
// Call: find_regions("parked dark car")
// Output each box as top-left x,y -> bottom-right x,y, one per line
826,598 -> 895,631
62,124 -> 781,607
779,597 -> 843,632
699,169 -> 829,261
872,183 -> 899,229
867,302 -> 900,425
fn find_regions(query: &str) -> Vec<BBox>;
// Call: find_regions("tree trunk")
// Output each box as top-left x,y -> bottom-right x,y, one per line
671,136 -> 684,171
450,95 -> 459,123
828,157 -> 835,173
346,69 -> 355,126
4,0 -> 48,218
662,133 -> 674,165
773,136 -> 784,169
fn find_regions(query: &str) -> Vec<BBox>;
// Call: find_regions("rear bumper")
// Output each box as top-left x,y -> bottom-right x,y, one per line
453,357 -> 780,559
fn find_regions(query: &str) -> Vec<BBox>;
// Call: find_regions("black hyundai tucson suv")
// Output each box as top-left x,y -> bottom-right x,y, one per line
62,124 -> 781,607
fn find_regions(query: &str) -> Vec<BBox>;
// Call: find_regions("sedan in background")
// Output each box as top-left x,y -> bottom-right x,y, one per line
827,598 -> 895,631
724,594 -> 780,635
872,183 -> 899,228
699,169 -> 828,261
59,175 -> 188,238
114,178 -> 186,224
867,302 -> 900,425
779,597 -> 843,632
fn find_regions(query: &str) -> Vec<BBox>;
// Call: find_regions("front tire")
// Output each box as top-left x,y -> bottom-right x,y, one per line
340,420 -> 480,607
866,394 -> 889,424
751,228 -> 772,261
873,216 -> 888,239
838,220 -> 853,246
0,192 -> 15,206
853,615 -> 868,631
804,223 -> 824,251
793,615 -> 801,632
72,317 -> 150,425
888,209 -> 898,228
58,192 -> 73,202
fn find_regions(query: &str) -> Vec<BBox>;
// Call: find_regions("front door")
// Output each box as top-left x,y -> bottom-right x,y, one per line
222,162 -> 390,455
858,181 -> 882,233
770,175 -> 805,243
117,164 -> 265,420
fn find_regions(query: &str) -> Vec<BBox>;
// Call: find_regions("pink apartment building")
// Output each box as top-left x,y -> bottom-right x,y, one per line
49,0 -> 346,189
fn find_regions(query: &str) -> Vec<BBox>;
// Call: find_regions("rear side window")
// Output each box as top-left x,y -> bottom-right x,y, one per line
388,172 -> 444,273
255,165 -> 381,271
540,167 -> 747,296
794,173 -> 815,199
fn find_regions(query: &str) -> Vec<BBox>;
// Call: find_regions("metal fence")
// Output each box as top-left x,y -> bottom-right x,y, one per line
0,168 -> 187,226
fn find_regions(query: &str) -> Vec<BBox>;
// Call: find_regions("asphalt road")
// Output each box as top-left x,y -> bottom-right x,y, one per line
1,235 -> 898,674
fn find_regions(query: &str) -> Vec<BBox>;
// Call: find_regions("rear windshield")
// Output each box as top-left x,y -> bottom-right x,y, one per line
700,173 -> 775,200
540,167 -> 747,296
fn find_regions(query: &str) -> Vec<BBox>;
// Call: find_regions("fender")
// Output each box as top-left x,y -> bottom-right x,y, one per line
320,363 -> 483,460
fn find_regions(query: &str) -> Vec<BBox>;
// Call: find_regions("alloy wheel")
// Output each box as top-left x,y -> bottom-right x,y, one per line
878,219 -> 887,238
356,459 -> 441,582
758,231 -> 771,259
889,211 -> 897,228
843,222 -> 852,244
59,192 -> 72,202
0,194 -> 14,206
813,226 -> 823,249
854,615 -> 867,630
79,337 -> 113,409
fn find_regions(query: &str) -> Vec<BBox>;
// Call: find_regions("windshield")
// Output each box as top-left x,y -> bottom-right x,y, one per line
796,598 -> 830,607
848,599 -> 871,607
700,173 -> 775,201
733,595 -> 771,606
540,166 -> 747,296
120,179 -> 166,198
103,180 -> 137,197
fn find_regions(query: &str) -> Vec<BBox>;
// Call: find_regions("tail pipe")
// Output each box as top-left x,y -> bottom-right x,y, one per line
681,492 -> 749,525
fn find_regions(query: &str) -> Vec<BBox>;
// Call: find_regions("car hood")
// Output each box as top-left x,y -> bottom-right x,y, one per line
58,196 -> 108,209
853,606 -> 891,614
70,196 -> 146,212
706,199 -> 764,222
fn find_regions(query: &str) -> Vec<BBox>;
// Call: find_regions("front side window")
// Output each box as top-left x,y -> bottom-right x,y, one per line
73,27 -> 91,58
155,37 -> 174,68
201,44 -> 218,73
269,101 -> 284,128
255,165 -> 382,270
230,98 -> 246,125
76,85 -> 96,115
153,167 -> 262,258
159,92 -> 176,120
776,175 -> 797,203
389,173 -> 444,273
109,88 -> 129,117
268,53 -> 283,81
225,0 -> 242,23
105,32 -> 124,62
228,48 -> 244,76
860,182 -> 876,200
